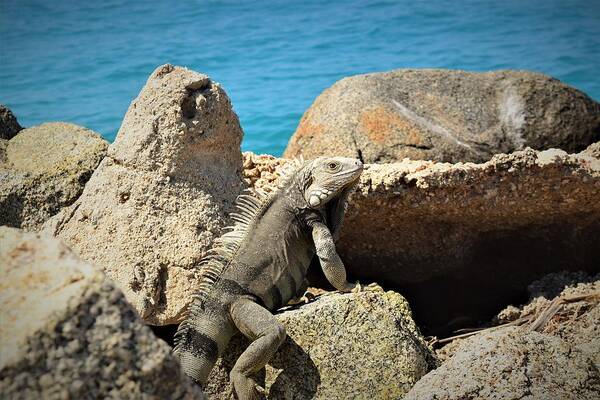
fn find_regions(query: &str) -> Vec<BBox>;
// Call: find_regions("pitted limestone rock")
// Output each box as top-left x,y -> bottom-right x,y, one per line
0,227 -> 205,400
46,64 -> 244,325
204,290 -> 437,399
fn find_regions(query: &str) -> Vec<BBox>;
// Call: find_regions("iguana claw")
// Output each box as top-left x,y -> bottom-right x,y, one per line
351,281 -> 384,293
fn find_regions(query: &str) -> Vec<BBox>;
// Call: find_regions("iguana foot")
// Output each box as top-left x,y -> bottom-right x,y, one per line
287,291 -> 316,306
230,371 -> 265,400
351,281 -> 384,293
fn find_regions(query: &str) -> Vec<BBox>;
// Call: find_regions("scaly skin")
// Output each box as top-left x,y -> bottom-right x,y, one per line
174,157 -> 373,400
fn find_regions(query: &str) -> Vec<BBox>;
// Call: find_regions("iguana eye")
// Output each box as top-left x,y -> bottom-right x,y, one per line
327,162 -> 338,170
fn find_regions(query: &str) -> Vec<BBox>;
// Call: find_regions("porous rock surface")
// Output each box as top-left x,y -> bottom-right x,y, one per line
204,290 -> 437,399
242,151 -> 288,190
582,141 -> 600,158
46,64 -> 244,325
284,69 -> 600,163
0,104 -> 23,140
245,149 -> 600,334
405,278 -> 600,400
342,148 -> 600,334
0,122 -> 108,230
0,227 -> 205,400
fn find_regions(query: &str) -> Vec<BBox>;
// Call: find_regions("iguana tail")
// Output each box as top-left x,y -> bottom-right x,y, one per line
173,292 -> 235,384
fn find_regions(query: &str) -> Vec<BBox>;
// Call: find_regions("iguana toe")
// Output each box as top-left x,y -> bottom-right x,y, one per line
351,281 -> 384,293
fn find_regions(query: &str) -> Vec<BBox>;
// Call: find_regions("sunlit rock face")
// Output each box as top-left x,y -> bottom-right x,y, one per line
47,64 -> 245,325
284,69 -> 600,163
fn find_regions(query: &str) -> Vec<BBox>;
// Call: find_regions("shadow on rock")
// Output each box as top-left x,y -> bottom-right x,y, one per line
205,334 -> 319,400
267,336 -> 320,400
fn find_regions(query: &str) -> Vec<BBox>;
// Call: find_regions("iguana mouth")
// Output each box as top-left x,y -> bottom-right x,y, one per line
337,166 -> 363,186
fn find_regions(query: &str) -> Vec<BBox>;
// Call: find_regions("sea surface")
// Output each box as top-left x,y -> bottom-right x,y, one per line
1,0 -> 599,156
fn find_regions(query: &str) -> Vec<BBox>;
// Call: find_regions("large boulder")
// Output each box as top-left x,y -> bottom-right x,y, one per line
46,64 -> 244,325
0,104 -> 23,140
244,149 -> 600,335
0,122 -> 108,230
0,227 -> 205,400
339,148 -> 600,334
204,290 -> 437,399
404,278 -> 600,400
284,69 -> 600,163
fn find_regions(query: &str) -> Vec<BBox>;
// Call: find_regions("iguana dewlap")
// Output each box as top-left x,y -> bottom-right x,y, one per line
174,157 -> 365,400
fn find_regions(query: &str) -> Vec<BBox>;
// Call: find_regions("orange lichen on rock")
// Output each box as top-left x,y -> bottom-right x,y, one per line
359,106 -> 426,146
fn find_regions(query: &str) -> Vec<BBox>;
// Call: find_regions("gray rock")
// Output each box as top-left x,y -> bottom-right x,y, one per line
0,104 -> 23,140
47,64 -> 244,325
284,69 -> 600,163
406,326 -> 599,400
204,290 -> 437,399
0,122 -> 108,230
0,227 -> 205,400
405,280 -> 600,400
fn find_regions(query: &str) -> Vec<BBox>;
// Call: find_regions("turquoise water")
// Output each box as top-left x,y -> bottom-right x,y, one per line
1,1 -> 599,156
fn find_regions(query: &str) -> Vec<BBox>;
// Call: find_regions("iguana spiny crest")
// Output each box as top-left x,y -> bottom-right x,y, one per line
174,157 -> 365,400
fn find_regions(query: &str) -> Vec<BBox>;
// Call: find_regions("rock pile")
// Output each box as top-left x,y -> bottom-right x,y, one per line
2,65 -> 599,399
46,64 -> 245,325
0,227 -> 205,400
284,69 -> 600,163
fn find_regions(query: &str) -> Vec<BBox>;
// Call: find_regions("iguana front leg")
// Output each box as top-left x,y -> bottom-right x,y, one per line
312,221 -> 383,293
312,221 -> 356,292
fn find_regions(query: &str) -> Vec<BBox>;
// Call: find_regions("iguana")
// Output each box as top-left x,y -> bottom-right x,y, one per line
174,157 -> 375,399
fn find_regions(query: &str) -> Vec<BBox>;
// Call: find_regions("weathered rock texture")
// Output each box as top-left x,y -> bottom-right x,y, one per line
0,122 -> 108,230
284,69 -> 600,163
242,151 -> 288,190
582,141 -> 600,158
0,227 -> 205,400
0,104 -> 23,140
204,290 -> 436,399
341,148 -> 600,334
47,64 -> 244,325
405,278 -> 600,400
245,149 -> 600,334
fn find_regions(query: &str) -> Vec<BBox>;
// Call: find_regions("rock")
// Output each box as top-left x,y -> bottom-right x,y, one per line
284,69 -> 600,163
245,149 -> 600,335
0,139 -> 7,164
0,227 -> 205,400
47,64 -> 244,325
405,279 -> 600,400
0,122 -> 108,230
242,151 -> 289,190
204,290 -> 437,399
0,104 -> 23,140
582,141 -> 600,158
406,326 -> 600,400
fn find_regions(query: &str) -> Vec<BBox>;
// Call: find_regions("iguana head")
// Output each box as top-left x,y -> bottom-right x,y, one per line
303,157 -> 363,208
